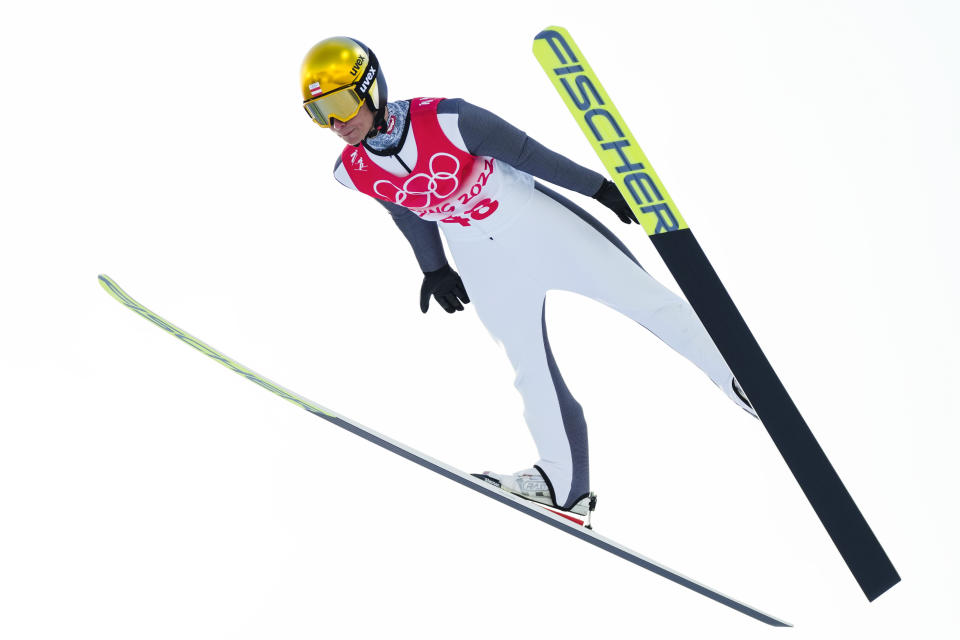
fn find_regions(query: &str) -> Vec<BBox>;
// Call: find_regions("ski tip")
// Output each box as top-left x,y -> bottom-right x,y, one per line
98,274 -> 130,305
534,25 -> 568,42
98,274 -> 118,294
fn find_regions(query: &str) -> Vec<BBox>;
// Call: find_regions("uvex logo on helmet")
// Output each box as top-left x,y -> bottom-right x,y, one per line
359,67 -> 377,95
350,55 -> 365,77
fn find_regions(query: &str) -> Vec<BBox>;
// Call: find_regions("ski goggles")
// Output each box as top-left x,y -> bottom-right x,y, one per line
303,84 -> 366,128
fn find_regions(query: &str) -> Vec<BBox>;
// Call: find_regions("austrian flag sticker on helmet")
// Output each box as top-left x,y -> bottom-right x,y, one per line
309,82 -> 323,97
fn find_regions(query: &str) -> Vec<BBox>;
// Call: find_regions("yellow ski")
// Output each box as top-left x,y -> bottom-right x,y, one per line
533,26 -> 899,602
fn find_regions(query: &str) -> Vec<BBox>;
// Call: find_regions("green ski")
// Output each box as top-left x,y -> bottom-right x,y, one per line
98,274 -> 789,626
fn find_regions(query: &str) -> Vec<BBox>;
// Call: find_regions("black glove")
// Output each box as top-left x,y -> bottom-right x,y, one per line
419,265 -> 470,314
592,179 -> 635,224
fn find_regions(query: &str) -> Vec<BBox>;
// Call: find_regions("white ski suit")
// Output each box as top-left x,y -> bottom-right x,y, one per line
333,97 -> 745,509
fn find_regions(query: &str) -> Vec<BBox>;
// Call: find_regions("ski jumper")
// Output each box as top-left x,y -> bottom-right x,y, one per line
334,98 -> 742,510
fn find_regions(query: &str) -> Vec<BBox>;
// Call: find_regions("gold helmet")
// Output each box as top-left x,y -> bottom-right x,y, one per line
300,36 -> 388,128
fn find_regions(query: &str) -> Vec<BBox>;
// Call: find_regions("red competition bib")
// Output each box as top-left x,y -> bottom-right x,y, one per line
341,98 -> 501,227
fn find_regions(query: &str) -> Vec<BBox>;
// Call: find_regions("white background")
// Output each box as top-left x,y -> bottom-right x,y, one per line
2,0 -> 958,637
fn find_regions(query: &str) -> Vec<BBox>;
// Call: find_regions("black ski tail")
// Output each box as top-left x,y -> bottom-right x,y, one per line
651,229 -> 900,600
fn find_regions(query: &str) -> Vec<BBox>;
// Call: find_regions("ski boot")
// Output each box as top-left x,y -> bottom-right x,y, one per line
472,467 -> 598,528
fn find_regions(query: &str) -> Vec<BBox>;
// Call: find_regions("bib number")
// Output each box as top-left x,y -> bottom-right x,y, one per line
441,198 -> 500,227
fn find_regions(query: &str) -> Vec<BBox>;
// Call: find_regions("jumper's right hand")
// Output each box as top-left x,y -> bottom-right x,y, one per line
593,179 -> 636,224
420,265 -> 470,314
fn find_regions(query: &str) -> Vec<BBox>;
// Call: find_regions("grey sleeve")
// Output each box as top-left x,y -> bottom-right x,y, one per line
440,98 -> 606,197
333,156 -> 448,274
377,200 -> 449,273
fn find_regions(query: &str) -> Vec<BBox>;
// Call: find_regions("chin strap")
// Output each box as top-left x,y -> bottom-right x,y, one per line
353,106 -> 387,147
350,100 -> 390,147
370,104 -> 389,135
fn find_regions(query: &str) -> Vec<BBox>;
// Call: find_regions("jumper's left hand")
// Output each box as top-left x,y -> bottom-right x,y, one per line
592,179 -> 636,224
